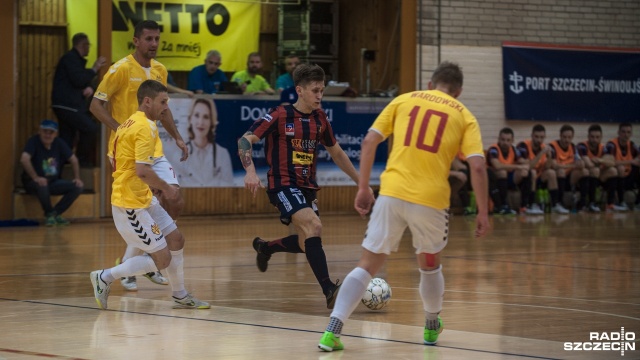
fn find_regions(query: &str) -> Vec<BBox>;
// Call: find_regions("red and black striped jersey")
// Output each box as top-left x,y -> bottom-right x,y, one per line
248,104 -> 337,190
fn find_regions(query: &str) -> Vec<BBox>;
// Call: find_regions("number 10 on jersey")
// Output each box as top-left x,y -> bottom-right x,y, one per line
403,106 -> 448,153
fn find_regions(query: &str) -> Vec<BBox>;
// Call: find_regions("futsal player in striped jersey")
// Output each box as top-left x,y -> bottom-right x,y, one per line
238,64 -> 371,309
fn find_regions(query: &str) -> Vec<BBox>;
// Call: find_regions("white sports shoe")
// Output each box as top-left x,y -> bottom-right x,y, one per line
525,204 -> 544,215
588,203 -> 601,213
121,276 -> 138,291
552,203 -> 569,214
172,293 -> 210,309
144,271 -> 169,285
90,270 -> 111,310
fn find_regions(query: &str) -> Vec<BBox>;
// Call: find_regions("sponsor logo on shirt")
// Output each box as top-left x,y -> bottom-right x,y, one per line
261,113 -> 273,122
291,139 -> 317,151
292,151 -> 313,165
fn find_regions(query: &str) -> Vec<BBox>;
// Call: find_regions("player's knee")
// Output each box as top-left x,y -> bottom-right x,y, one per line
304,217 -> 322,237
152,250 -> 172,270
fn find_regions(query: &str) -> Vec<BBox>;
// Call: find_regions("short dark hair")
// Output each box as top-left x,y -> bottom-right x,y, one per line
588,124 -> 602,134
72,33 -> 88,47
137,80 -> 167,104
532,124 -> 546,133
431,61 -> 463,94
247,52 -> 261,63
134,20 -> 160,38
499,127 -> 514,137
293,63 -> 325,87
560,124 -> 574,135
619,122 -> 632,131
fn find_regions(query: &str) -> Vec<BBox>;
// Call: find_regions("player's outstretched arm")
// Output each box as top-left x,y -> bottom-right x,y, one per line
353,130 -> 384,217
89,98 -> 120,132
238,132 -> 263,197
467,156 -> 491,238
135,163 -> 178,199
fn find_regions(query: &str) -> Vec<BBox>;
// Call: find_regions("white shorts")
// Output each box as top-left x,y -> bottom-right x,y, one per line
153,156 -> 179,186
112,197 -> 177,253
362,195 -> 449,255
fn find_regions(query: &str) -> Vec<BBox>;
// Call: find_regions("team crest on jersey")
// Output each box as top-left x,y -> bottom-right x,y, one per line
261,113 -> 273,122
285,123 -> 295,136
151,223 -> 161,235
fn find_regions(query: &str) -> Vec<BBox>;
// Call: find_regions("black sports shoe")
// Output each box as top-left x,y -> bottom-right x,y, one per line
325,279 -> 342,309
252,237 -> 271,272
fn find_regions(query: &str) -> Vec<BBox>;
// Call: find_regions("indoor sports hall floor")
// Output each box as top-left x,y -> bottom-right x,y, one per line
0,212 -> 638,359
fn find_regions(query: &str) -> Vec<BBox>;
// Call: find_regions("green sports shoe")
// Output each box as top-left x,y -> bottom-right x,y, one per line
55,215 -> 70,226
318,331 -> 344,352
45,216 -> 56,226
424,316 -> 443,345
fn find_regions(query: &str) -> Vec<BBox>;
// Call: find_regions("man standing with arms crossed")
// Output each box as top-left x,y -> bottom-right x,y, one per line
90,80 -> 209,310
318,61 -> 490,351
90,20 -> 188,291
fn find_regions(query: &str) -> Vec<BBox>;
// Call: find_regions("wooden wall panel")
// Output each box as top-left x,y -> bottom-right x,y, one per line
336,0 -> 401,94
16,0 -> 67,166
0,0 -> 17,219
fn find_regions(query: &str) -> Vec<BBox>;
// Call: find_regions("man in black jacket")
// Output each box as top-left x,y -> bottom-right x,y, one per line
51,33 -> 106,167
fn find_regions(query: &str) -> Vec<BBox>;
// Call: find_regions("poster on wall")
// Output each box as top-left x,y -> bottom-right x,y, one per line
158,97 -> 389,188
67,0 -> 260,71
502,41 -> 640,123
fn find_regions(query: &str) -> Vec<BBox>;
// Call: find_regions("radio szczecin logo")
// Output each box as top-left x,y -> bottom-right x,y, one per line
564,328 -> 635,356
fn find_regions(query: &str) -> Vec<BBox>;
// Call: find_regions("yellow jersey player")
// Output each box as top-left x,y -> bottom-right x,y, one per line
90,80 -> 209,310
90,20 -> 188,291
318,61 -> 490,352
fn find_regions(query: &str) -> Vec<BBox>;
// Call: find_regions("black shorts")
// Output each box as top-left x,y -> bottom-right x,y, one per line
267,187 -> 319,225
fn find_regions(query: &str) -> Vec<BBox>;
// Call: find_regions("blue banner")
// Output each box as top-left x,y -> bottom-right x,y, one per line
159,96 -> 389,187
502,42 -> 640,123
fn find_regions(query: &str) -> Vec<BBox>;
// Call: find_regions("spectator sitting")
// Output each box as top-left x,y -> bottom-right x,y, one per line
51,32 -> 106,167
231,52 -> 275,95
486,127 -> 531,215
276,54 -> 300,93
20,120 -> 84,226
187,50 -> 228,94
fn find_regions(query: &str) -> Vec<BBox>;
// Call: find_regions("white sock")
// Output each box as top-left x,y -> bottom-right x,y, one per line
110,255 -> 158,280
122,246 -> 143,263
419,265 -> 444,314
330,267 -> 372,322
165,249 -> 187,299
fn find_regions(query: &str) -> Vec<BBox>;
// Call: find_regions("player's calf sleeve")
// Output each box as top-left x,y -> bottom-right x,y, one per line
111,254 -> 158,280
330,267 -> 371,322
419,265 -> 444,314
122,245 -> 143,263
304,237 -> 332,292
165,249 -> 186,296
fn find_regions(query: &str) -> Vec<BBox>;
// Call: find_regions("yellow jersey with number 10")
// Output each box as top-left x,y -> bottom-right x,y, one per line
94,54 -> 167,159
371,89 -> 484,210
111,111 -> 157,209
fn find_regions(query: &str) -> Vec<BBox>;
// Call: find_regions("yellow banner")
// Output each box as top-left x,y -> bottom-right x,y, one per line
66,0 -> 99,66
67,1 -> 261,72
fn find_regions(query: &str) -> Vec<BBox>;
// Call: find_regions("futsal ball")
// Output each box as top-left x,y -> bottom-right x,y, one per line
361,278 -> 392,310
